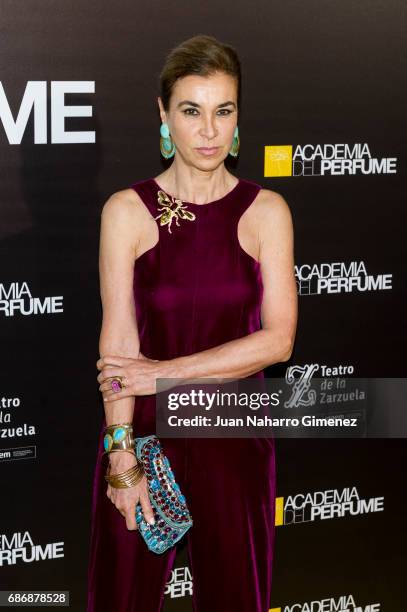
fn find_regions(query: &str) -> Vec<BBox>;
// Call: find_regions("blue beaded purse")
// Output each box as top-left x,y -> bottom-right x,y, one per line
134,435 -> 193,554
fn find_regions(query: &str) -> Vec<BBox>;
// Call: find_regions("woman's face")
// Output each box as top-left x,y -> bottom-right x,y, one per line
158,71 -> 238,169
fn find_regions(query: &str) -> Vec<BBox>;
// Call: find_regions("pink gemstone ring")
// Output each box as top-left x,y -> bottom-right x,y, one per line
111,377 -> 124,393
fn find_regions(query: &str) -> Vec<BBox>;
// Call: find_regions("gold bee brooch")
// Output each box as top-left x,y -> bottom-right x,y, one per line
155,190 -> 196,234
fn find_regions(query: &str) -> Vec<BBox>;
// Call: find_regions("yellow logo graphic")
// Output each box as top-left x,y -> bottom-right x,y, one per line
269,608 -> 281,611
264,146 -> 293,177
275,496 -> 284,526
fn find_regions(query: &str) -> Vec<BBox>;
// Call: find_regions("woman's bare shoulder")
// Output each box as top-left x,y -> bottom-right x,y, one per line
245,187 -> 293,252
253,187 -> 291,215
243,186 -> 292,231
101,187 -> 149,222
99,188 -> 154,260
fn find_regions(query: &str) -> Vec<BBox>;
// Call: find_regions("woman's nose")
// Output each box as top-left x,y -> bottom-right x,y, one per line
199,117 -> 217,139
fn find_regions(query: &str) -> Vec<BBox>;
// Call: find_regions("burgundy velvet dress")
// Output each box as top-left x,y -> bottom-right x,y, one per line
87,176 -> 276,612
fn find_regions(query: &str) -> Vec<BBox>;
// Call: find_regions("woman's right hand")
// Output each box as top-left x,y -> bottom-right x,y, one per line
106,451 -> 155,531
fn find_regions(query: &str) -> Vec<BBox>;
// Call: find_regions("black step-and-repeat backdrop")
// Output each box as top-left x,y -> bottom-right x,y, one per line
1,1 -> 406,610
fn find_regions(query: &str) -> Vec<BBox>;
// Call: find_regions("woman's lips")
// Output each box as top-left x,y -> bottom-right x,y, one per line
196,147 -> 220,156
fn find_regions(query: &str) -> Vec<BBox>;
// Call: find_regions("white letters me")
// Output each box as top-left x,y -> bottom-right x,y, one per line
0,81 -> 95,144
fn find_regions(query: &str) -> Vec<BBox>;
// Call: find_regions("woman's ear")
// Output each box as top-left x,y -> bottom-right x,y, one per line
157,96 -> 167,124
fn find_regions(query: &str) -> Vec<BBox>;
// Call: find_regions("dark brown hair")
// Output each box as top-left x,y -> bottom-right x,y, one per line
159,34 -> 242,112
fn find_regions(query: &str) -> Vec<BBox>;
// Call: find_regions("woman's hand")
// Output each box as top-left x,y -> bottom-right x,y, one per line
106,451 -> 155,531
96,351 -> 161,401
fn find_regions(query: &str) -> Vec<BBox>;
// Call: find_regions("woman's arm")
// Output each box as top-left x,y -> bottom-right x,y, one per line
98,189 -> 156,531
97,189 -> 298,399
98,190 -> 142,425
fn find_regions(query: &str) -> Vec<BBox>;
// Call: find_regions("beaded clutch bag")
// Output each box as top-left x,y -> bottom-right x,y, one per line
134,435 -> 193,554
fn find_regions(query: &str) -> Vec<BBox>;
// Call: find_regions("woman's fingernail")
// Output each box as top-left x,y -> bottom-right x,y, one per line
147,518 -> 155,525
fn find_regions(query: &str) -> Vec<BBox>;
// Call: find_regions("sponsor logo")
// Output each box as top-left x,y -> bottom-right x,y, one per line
164,566 -> 193,598
270,593 -> 381,611
0,81 -> 95,144
275,485 -> 384,526
264,143 -> 396,177
0,531 -> 64,566
0,282 -> 63,316
295,261 -> 392,295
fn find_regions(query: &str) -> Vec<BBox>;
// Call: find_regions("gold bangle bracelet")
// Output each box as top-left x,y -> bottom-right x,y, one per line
106,463 -> 144,479
108,477 -> 143,488
105,474 -> 144,489
106,460 -> 140,476
105,463 -> 145,488
103,448 -> 137,457
104,423 -> 133,434
105,463 -> 144,482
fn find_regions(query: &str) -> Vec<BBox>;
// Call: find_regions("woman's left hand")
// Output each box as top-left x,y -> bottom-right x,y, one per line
96,352 -> 161,401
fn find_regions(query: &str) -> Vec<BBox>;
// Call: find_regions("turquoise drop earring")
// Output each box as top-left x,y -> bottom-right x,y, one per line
160,122 -> 176,159
228,126 -> 240,157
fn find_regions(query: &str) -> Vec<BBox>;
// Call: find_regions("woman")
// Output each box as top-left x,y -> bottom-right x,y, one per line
87,34 -> 297,612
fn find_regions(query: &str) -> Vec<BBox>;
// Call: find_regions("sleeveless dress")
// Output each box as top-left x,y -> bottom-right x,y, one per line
87,176 -> 276,612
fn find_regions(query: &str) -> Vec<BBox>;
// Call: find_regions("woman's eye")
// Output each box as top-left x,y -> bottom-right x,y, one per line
182,109 -> 233,116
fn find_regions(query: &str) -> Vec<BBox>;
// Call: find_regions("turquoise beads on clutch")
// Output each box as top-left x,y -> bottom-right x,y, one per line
135,435 -> 193,554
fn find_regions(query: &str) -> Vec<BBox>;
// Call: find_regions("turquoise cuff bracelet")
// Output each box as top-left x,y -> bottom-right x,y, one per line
103,423 -> 134,454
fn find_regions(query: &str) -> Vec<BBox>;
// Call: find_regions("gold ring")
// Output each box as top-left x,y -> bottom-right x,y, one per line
110,376 -> 124,393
